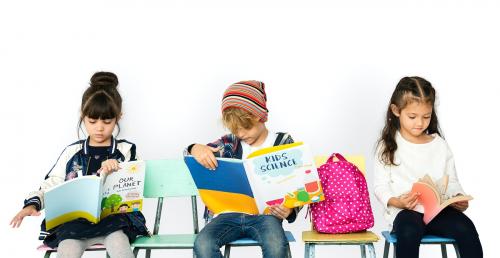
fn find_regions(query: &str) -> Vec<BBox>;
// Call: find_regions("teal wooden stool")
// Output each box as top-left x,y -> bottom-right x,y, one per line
381,231 -> 460,258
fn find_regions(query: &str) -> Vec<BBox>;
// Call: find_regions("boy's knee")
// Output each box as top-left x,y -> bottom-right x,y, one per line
262,242 -> 288,258
194,233 -> 220,254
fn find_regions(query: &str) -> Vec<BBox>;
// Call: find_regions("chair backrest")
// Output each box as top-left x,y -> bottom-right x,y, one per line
143,159 -> 200,235
314,155 -> 366,175
144,159 -> 199,198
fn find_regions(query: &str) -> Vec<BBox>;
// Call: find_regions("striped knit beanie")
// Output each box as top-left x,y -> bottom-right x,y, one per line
221,80 -> 268,122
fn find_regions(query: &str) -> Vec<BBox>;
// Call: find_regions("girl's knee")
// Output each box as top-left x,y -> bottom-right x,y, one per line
57,239 -> 86,258
395,226 -> 424,242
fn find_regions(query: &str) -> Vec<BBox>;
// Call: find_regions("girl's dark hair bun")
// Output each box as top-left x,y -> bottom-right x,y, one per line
90,71 -> 119,89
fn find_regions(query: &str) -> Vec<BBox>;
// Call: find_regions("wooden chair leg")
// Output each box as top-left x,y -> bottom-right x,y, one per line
304,243 -> 310,258
132,248 -> 139,258
383,241 -> 390,258
286,244 -> 292,258
453,243 -> 461,258
106,252 -> 110,258
146,249 -> 151,258
44,251 -> 51,258
223,245 -> 231,258
360,244 -> 366,258
440,244 -> 448,258
367,243 -> 376,258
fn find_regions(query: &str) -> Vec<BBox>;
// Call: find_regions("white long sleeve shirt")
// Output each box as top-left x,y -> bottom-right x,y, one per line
373,131 -> 465,226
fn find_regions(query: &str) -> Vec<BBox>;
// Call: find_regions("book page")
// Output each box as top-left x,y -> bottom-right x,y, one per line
440,194 -> 473,209
244,143 -> 324,214
44,176 -> 102,230
434,175 -> 449,200
100,161 -> 145,218
184,156 -> 259,215
413,174 -> 473,224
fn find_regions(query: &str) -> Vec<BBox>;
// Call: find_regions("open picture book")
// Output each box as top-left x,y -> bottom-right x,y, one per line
184,142 -> 324,215
411,174 -> 473,224
44,160 -> 145,230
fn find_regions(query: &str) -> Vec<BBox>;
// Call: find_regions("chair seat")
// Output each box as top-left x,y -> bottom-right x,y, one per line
302,230 -> 379,244
131,234 -> 197,248
227,231 -> 295,246
37,244 -> 105,251
381,231 -> 456,244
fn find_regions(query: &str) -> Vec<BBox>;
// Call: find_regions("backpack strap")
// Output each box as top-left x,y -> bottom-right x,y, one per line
273,132 -> 289,146
327,153 -> 347,163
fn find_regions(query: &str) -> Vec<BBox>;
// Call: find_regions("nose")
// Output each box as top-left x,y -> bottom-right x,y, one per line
416,118 -> 424,127
96,121 -> 105,130
236,130 -> 246,139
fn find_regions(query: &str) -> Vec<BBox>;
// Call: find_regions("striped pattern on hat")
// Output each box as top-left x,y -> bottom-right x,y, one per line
221,80 -> 268,122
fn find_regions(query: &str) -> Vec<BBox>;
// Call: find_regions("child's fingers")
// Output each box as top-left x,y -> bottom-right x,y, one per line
201,152 -> 217,170
9,217 -> 17,227
209,146 -> 221,153
269,205 -> 291,219
10,215 -> 22,228
199,158 -> 212,170
268,206 -> 285,219
112,160 -> 120,171
205,157 -> 217,170
209,154 -> 218,169
409,198 -> 419,209
100,167 -> 110,175
107,160 -> 119,171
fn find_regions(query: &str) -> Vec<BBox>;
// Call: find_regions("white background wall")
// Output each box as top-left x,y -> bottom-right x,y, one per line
1,1 -> 498,257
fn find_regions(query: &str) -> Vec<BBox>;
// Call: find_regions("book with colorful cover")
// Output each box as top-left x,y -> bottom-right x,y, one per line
411,174 -> 473,224
44,160 -> 145,230
184,142 -> 324,215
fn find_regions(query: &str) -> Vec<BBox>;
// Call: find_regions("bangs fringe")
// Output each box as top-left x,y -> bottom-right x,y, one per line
82,93 -> 119,120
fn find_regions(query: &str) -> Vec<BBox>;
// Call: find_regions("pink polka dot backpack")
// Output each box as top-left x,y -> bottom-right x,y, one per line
309,153 -> 374,233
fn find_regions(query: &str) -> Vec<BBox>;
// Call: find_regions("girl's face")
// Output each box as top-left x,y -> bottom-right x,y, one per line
83,116 -> 117,146
392,101 -> 433,143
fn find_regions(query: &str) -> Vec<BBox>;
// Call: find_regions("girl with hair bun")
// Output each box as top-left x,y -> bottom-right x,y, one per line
11,72 -> 148,258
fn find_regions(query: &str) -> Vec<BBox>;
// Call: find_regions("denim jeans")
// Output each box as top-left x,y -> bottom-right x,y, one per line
194,213 -> 289,258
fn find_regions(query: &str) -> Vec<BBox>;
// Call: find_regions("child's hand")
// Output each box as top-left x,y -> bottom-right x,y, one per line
100,159 -> 120,175
450,193 -> 469,212
450,201 -> 468,212
390,192 -> 420,210
268,205 -> 292,220
10,205 -> 40,228
191,144 -> 221,170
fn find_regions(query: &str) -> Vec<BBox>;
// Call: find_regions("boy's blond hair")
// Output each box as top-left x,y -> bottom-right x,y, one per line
222,107 -> 258,134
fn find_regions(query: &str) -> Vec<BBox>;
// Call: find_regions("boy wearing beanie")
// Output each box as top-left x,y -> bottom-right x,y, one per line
186,80 -> 298,258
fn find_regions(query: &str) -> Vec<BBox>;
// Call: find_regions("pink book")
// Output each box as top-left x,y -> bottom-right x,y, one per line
411,174 -> 473,224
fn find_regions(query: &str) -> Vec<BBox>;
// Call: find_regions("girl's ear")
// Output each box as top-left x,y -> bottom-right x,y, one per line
390,104 -> 400,117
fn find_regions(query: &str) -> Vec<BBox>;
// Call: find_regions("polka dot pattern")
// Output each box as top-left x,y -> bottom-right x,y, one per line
310,153 -> 375,233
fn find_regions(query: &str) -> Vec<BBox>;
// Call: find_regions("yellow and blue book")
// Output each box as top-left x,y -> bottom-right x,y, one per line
44,160 -> 145,230
184,142 -> 324,215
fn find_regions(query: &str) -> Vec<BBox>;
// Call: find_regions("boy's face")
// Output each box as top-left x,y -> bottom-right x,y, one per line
234,117 -> 268,146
